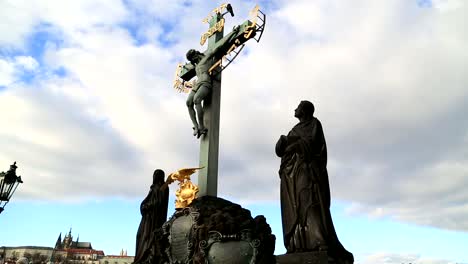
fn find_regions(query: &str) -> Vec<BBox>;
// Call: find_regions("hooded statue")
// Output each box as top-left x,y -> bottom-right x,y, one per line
134,169 -> 169,264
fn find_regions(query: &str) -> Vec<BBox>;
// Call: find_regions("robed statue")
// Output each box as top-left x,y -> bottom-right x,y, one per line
276,101 -> 354,264
134,169 -> 169,264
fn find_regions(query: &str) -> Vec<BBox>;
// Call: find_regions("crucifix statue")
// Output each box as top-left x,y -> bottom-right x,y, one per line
185,25 -> 240,138
173,3 -> 266,197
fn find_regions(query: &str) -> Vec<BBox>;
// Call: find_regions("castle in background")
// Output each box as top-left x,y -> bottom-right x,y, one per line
0,229 -> 133,264
51,228 -> 105,263
54,228 -> 94,250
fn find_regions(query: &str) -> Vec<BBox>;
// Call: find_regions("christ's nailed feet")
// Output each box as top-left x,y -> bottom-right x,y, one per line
197,128 -> 208,138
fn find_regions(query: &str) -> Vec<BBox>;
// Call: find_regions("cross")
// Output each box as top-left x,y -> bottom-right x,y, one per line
174,4 -> 265,197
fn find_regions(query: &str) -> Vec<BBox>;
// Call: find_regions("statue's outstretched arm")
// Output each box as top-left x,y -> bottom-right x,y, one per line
206,25 -> 240,58
183,63 -> 195,72
181,63 -> 196,81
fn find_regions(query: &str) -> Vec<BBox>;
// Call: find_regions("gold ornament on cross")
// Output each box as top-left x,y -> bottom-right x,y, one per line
165,167 -> 203,208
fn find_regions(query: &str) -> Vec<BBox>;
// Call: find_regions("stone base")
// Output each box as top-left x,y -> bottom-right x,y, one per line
276,251 -> 329,264
154,196 -> 276,264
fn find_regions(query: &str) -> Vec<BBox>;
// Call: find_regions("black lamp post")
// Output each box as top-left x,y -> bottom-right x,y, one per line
0,162 -> 23,214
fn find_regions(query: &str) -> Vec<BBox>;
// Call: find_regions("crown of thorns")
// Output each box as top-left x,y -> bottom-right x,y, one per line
186,49 -> 200,60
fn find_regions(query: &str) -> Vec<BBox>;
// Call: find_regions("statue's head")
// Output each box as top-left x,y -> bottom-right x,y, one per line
295,100 -> 314,120
186,49 -> 203,63
153,169 -> 165,185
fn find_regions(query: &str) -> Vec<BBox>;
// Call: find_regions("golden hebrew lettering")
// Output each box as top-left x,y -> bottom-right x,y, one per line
200,34 -> 209,46
226,39 -> 241,54
173,63 -> 183,89
202,3 -> 228,24
211,3 -> 227,17
244,5 -> 260,38
200,18 -> 225,45
173,63 -> 193,93
209,59 -> 222,75
249,4 -> 260,17
208,39 -> 241,74
244,29 -> 254,39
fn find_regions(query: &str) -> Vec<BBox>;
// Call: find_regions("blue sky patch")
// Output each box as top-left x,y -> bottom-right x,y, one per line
417,0 -> 433,8
157,21 -> 178,47
258,0 -> 281,13
182,1 -> 192,8
53,66 -> 68,78
120,22 -> 147,46
26,23 -> 64,64
120,0 -> 178,47
120,18 -> 178,47
16,69 -> 37,84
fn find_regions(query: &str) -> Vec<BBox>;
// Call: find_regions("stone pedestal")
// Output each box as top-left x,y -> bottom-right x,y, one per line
154,196 -> 276,264
276,251 -> 329,264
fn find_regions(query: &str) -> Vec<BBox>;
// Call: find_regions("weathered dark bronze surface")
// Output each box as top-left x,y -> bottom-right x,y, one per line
185,25 -> 240,138
170,214 -> 194,262
205,240 -> 254,264
188,196 -> 275,264
276,101 -> 354,264
134,169 -> 169,264
276,251 -> 328,264
155,196 -> 275,264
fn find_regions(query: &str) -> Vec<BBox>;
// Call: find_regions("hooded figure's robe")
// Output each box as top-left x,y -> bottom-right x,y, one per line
134,174 -> 169,264
277,117 -> 353,263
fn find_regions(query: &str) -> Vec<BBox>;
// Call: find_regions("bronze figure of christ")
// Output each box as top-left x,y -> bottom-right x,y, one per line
185,25 -> 240,138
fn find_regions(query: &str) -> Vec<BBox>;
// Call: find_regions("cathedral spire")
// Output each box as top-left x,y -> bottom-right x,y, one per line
63,227 -> 73,249
55,232 -> 62,249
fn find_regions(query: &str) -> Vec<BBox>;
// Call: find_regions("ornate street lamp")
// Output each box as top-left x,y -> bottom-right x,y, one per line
0,162 -> 23,214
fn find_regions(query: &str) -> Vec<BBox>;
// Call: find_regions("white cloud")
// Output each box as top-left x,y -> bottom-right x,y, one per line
14,56 -> 39,71
0,0 -> 129,49
432,0 -> 463,12
216,0 -> 468,232
0,0 -> 467,237
0,59 -> 16,86
358,252 -> 461,264
0,56 -> 39,86
0,0 -> 40,48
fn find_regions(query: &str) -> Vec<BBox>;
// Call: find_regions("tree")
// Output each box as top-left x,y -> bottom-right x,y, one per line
52,254 -> 64,264
39,254 -> 48,264
11,251 -> 19,261
23,253 -> 32,261
31,252 -> 42,264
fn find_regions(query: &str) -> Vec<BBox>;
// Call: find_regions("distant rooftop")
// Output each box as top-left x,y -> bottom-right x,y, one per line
0,246 -> 53,250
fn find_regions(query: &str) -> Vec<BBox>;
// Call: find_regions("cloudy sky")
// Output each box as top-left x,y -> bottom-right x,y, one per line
0,0 -> 467,263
